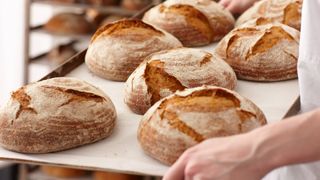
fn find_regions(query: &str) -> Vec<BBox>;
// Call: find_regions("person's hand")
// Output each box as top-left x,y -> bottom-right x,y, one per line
219,0 -> 258,14
163,133 -> 271,180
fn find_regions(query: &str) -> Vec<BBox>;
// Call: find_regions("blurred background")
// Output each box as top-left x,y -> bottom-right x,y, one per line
0,0 -> 160,179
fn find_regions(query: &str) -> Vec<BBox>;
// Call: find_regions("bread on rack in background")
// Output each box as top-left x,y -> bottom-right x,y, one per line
99,15 -> 127,27
124,48 -> 237,115
85,8 -> 108,29
138,86 -> 267,165
41,166 -> 88,178
121,0 -> 150,11
84,0 -> 120,5
93,171 -> 142,180
236,0 -> 302,30
47,44 -> 78,65
85,19 -> 183,81
142,0 -> 235,47
0,77 -> 117,153
215,21 -> 300,81
44,12 -> 93,35
51,0 -> 77,4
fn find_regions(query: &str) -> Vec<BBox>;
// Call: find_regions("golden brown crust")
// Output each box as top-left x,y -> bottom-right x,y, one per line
124,48 -> 237,115
91,19 -> 163,43
249,26 -> 294,58
216,23 -> 299,81
11,87 -> 37,119
44,13 -> 92,35
0,77 -> 116,153
138,86 -> 267,165
283,1 -> 302,30
236,0 -> 302,30
159,4 -> 213,46
143,0 -> 235,47
85,19 -> 182,81
145,60 -> 185,105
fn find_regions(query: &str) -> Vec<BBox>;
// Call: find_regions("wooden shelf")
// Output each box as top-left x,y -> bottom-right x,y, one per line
32,0 -> 139,16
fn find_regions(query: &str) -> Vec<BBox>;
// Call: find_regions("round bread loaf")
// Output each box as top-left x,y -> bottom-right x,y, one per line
124,48 -> 237,115
138,86 -> 267,165
0,77 -> 116,153
85,19 -> 183,81
236,0 -> 302,30
44,13 -> 93,35
142,0 -> 235,47
215,22 -> 300,81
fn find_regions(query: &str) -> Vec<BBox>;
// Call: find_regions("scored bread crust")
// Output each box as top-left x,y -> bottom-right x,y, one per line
236,0 -> 302,30
85,19 -> 182,82
138,86 -> 267,165
44,13 -> 93,35
215,21 -> 300,81
0,77 -> 117,153
124,48 -> 237,115
142,0 -> 235,47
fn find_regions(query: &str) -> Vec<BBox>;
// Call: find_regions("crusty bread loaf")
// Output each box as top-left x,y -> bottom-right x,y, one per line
121,0 -> 150,11
124,48 -> 237,115
85,19 -> 183,81
215,22 -> 300,81
138,86 -> 267,165
236,0 -> 302,30
0,77 -> 116,153
44,13 -> 93,35
142,0 -> 235,47
41,166 -> 87,178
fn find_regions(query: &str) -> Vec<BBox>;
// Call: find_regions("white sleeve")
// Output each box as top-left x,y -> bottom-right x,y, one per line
298,0 -> 320,112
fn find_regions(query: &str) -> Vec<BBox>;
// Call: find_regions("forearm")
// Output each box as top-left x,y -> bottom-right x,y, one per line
249,108 -> 320,173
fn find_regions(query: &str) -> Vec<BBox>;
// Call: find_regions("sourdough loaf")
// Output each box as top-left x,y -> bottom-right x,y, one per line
85,19 -> 182,81
138,86 -> 267,165
44,13 -> 93,35
215,22 -> 300,81
236,0 -> 302,30
124,48 -> 237,115
142,0 -> 235,47
0,77 -> 116,153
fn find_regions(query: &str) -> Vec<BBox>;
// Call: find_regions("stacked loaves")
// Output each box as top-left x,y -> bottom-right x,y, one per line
143,0 -> 235,47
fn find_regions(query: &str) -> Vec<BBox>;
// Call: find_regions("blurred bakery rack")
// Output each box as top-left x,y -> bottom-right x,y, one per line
23,0 -> 162,84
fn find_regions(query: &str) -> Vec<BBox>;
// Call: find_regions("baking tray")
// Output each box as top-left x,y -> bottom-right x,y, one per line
0,5 -> 301,177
